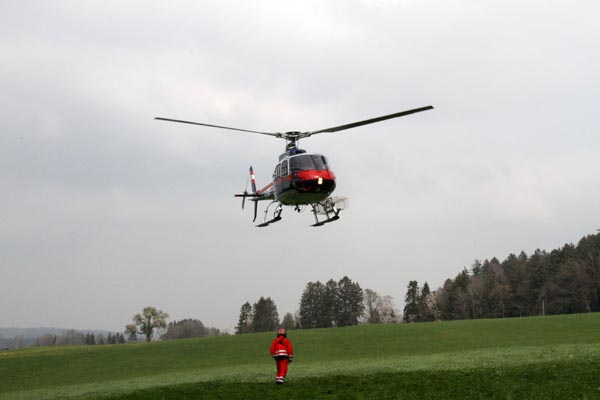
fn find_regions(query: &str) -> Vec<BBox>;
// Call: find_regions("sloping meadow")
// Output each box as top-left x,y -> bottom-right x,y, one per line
2,313 -> 600,399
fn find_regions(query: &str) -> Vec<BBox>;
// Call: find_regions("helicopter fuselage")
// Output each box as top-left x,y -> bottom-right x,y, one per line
270,149 -> 336,206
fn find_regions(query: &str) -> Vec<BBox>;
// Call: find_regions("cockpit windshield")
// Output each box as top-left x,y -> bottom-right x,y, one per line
289,154 -> 329,171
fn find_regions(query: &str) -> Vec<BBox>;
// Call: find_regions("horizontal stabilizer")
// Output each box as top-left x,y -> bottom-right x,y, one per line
234,193 -> 262,198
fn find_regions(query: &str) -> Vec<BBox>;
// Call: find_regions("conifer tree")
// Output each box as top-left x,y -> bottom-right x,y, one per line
417,282 -> 434,322
335,276 -> 364,327
252,297 -> 279,333
403,280 -> 420,323
235,302 -> 253,334
299,281 -> 338,328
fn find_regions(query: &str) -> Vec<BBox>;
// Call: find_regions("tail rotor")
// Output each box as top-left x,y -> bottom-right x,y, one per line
249,166 -> 258,222
235,166 -> 261,222
241,175 -> 249,210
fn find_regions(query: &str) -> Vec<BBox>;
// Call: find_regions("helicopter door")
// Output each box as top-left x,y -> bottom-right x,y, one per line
281,160 -> 290,191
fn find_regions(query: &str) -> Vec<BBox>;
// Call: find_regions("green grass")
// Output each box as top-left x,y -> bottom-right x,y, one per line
2,313 -> 600,399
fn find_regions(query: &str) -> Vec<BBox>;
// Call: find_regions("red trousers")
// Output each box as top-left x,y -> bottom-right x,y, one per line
275,357 -> 289,379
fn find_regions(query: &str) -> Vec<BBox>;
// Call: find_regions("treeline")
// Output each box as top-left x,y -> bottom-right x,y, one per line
236,276 -> 400,334
298,276 -> 365,328
298,277 -> 398,327
124,307 -> 227,342
405,233 -> 600,322
236,297 -> 283,334
162,319 -> 223,340
14,233 -> 597,349
24,310 -> 225,350
33,330 -> 127,347
29,321 -> 224,349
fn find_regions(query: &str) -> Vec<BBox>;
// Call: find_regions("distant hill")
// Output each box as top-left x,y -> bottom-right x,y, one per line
0,327 -> 68,339
0,327 -> 119,349
0,327 -> 115,339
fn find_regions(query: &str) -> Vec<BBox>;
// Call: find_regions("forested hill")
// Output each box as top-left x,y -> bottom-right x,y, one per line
406,233 -> 600,322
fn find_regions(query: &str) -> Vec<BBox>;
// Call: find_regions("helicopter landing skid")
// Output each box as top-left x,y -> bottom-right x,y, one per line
257,202 -> 283,227
310,201 -> 341,227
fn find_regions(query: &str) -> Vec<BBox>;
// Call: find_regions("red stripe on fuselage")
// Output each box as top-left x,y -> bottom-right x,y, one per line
294,170 -> 336,181
273,170 -> 336,186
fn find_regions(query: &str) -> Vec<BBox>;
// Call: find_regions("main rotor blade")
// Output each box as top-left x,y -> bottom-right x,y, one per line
155,117 -> 279,137
306,105 -> 434,136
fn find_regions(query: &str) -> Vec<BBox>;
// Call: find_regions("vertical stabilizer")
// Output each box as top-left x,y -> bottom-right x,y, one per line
250,166 -> 257,194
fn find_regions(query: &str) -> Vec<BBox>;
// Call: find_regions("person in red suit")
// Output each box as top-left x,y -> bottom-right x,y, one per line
270,328 -> 293,384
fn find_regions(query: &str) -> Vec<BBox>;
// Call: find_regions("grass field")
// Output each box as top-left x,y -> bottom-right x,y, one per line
1,313 -> 600,399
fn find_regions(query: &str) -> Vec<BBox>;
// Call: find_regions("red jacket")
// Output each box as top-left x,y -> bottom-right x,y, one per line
270,336 -> 293,359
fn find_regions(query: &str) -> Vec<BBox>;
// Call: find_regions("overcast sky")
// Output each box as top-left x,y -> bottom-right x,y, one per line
1,1 -> 599,332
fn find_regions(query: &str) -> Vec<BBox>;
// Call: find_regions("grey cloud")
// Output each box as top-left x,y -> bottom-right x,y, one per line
1,0 -> 600,331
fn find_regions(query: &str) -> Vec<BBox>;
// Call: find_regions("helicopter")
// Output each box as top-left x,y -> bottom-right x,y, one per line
155,105 -> 433,227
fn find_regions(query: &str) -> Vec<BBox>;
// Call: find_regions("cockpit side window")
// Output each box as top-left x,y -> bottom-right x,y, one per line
281,160 -> 288,176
